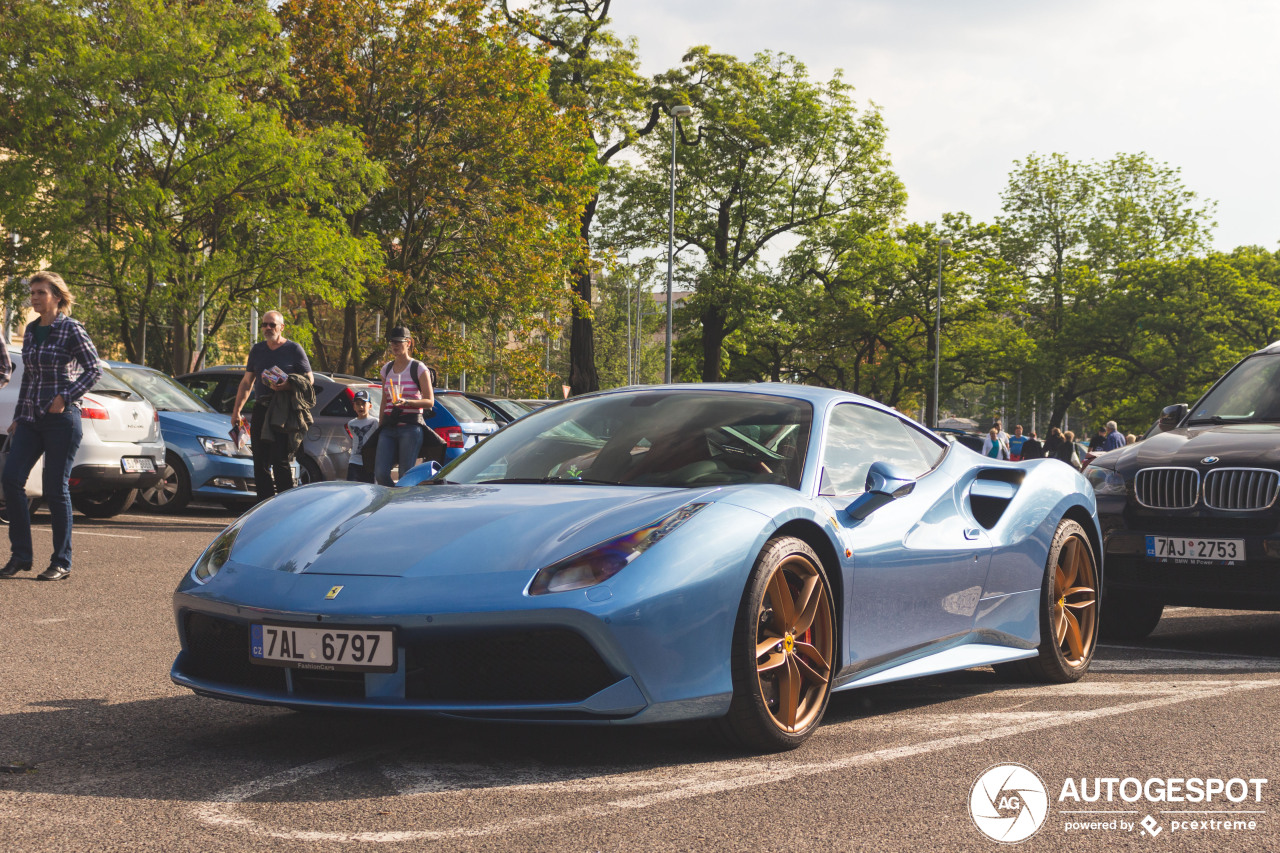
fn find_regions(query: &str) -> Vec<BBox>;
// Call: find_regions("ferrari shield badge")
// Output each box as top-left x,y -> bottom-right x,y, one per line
325,585 -> 344,600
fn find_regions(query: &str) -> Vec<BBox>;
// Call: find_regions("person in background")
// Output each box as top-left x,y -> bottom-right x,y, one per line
1102,419 -> 1127,452
375,326 -> 435,486
230,309 -> 313,501
1088,427 -> 1107,453
345,390 -> 378,482
1056,429 -> 1081,469
1008,424 -> 1027,460
982,427 -> 1009,460
1043,426 -> 1064,460
1125,433 -> 1137,445
1,272 -> 101,582
1021,430 -> 1045,460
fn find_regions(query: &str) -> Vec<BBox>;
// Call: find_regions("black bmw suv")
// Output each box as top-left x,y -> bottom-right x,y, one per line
1088,342 -> 1280,638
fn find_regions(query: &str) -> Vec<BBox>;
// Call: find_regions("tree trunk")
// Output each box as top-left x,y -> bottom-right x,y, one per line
701,303 -> 725,381
568,194 -> 600,396
169,307 -> 191,375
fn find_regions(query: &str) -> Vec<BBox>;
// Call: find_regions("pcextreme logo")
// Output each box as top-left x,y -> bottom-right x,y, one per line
970,763 -> 1049,843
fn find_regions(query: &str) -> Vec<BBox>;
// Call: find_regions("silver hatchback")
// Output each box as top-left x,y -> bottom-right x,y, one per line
0,350 -> 166,518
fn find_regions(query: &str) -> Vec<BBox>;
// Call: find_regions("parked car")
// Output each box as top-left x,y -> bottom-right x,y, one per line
460,391 -> 534,426
103,361 -> 262,512
0,349 -> 164,519
1089,339 -> 1280,639
176,367 -> 382,482
171,384 -> 1101,751
426,390 -> 500,462
934,427 -> 985,454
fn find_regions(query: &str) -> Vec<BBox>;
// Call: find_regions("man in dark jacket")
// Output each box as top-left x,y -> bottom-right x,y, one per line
1021,431 -> 1045,459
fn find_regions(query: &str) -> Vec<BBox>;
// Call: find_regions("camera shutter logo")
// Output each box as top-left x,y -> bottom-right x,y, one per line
969,763 -> 1049,843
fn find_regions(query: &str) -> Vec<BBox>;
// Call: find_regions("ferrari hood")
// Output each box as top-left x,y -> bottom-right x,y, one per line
226,482 -> 717,579
1103,423 -> 1280,474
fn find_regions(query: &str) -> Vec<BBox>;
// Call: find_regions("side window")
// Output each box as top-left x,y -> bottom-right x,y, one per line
182,378 -> 220,406
820,404 -> 944,496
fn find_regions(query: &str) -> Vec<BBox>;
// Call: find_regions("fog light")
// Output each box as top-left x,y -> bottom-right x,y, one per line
211,478 -> 239,489
1264,540 -> 1280,559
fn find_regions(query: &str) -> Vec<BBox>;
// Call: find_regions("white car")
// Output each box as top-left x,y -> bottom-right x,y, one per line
0,349 -> 165,519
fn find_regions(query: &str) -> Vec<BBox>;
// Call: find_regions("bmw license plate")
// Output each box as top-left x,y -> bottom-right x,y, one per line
1145,536 -> 1243,562
250,624 -> 396,672
121,457 -> 155,474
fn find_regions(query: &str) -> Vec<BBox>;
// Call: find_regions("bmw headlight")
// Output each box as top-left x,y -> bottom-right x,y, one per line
191,524 -> 240,583
528,503 -> 709,595
1085,466 -> 1126,496
200,435 -> 252,458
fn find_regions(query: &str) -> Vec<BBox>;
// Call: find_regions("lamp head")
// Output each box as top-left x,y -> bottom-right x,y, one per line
670,104 -> 694,118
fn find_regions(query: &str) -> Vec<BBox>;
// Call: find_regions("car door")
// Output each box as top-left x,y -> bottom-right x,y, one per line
819,403 -> 991,668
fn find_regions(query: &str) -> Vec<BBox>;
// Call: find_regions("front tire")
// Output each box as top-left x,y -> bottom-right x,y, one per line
71,489 -> 137,519
997,519 -> 1099,683
1099,591 -> 1163,641
718,536 -> 835,752
137,452 -> 191,512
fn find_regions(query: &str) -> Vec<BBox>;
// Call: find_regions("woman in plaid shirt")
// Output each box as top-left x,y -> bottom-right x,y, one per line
0,272 -> 102,582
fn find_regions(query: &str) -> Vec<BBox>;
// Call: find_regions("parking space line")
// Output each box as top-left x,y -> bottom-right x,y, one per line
71,531 -> 144,539
192,678 -> 1280,844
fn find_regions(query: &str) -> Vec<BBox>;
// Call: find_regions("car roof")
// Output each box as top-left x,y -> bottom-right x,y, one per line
570,382 -> 897,412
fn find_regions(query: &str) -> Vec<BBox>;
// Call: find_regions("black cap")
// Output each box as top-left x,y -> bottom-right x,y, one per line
352,389 -> 371,403
388,326 -> 411,342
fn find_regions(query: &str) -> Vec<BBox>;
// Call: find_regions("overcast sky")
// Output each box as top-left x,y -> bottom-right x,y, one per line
602,0 -> 1279,252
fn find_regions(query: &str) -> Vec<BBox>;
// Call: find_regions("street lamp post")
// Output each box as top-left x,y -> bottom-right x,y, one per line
665,103 -> 693,384
932,238 -> 951,428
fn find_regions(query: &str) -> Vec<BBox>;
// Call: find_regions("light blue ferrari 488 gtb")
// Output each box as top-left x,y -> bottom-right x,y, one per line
172,384 -> 1101,751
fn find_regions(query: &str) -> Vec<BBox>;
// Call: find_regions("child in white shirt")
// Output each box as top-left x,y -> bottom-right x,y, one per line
345,390 -> 379,482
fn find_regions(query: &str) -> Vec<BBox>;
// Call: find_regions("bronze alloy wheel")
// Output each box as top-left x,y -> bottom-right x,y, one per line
755,554 -> 834,731
1052,530 -> 1098,668
720,536 -> 835,751
996,519 -> 1099,683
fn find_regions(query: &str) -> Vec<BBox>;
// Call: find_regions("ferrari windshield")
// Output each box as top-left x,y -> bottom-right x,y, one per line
1187,354 -> 1280,423
440,390 -> 813,489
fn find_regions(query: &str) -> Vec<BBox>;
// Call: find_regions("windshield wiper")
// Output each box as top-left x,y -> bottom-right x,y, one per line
476,477 -> 638,486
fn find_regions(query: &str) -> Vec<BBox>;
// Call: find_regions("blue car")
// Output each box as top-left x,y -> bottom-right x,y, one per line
105,362 -> 258,512
171,384 -> 1101,751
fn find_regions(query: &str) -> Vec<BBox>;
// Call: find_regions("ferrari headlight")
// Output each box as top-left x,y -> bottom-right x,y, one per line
200,435 -> 252,458
1085,467 -> 1126,496
528,503 -> 709,595
191,524 -> 240,583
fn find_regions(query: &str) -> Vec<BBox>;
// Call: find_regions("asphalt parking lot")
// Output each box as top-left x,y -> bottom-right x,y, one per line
0,507 -> 1277,852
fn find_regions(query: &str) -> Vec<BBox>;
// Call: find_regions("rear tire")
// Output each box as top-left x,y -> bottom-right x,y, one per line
137,451 -> 191,512
71,489 -> 137,519
716,536 -> 835,752
995,519 -> 1098,683
1099,591 -> 1163,641
297,454 -> 323,486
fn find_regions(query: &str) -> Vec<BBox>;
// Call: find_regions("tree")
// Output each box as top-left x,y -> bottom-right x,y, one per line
279,0 -> 594,383
0,0 -> 383,372
605,49 -> 904,381
500,0 -> 664,395
997,152 -> 1217,427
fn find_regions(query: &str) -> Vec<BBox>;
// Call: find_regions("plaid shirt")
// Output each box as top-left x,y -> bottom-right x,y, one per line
15,314 -> 102,424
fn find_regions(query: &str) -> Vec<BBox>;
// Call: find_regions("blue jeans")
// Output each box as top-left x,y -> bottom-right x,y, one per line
3,412 -> 83,568
375,424 -> 423,486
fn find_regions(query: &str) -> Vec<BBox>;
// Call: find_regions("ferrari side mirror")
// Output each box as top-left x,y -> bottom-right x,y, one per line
846,461 -> 916,520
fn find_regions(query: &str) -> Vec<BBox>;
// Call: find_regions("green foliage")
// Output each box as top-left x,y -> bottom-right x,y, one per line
0,0 -> 383,372
604,49 -> 905,381
280,0 -> 594,388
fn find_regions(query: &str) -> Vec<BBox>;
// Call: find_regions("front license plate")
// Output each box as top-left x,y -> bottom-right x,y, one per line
121,456 -> 156,474
250,624 -> 396,672
1145,535 -> 1244,562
